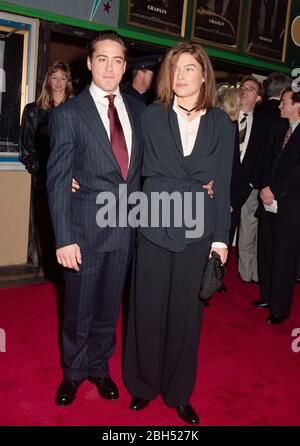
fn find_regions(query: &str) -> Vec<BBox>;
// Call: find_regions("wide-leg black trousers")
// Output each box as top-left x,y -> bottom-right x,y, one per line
124,233 -> 211,407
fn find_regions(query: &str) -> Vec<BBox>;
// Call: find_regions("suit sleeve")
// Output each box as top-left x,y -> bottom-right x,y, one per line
47,105 -> 76,249
213,117 -> 235,244
271,163 -> 300,199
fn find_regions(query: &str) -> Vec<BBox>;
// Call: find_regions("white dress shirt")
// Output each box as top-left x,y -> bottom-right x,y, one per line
291,119 -> 300,132
173,96 -> 205,157
173,97 -> 227,249
239,110 -> 253,162
89,82 -> 132,164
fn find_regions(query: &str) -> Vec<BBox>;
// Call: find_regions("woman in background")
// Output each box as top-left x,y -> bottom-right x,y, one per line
215,86 -> 241,121
20,61 -> 74,277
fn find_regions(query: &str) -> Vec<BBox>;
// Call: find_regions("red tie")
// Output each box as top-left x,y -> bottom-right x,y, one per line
105,94 -> 128,181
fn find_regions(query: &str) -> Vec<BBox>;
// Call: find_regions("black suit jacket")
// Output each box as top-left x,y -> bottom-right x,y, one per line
139,102 -> 235,251
47,87 -> 144,254
256,98 -> 288,164
262,122 -> 300,223
230,108 -> 265,211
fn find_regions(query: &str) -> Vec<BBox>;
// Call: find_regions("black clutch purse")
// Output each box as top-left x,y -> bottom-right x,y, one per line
199,251 -> 226,300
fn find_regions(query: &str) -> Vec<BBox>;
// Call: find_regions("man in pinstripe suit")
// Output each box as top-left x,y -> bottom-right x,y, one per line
47,31 -> 144,406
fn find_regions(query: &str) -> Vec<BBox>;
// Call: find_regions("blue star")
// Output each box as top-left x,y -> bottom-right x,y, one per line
89,0 -> 102,21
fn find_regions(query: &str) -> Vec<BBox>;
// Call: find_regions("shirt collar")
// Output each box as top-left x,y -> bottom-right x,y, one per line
90,81 -> 121,103
291,118 -> 300,132
239,110 -> 253,118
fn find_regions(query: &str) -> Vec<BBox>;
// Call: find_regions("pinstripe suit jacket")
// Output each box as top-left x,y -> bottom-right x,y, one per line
47,86 -> 144,254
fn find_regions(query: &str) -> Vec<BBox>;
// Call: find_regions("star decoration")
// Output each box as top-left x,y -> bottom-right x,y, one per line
103,1 -> 111,13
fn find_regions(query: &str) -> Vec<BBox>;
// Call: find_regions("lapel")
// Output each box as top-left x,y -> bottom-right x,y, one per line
76,86 -> 122,176
240,111 -> 257,166
192,111 -> 215,160
271,123 -> 300,176
284,122 -> 300,150
168,104 -> 184,156
122,93 -> 138,182
277,122 -> 300,165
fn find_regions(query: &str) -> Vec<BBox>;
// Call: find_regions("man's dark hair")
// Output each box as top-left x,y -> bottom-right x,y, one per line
87,30 -> 126,58
264,72 -> 291,99
281,87 -> 300,104
292,91 -> 300,105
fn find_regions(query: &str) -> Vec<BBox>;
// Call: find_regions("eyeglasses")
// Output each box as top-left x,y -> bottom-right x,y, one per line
240,86 -> 258,94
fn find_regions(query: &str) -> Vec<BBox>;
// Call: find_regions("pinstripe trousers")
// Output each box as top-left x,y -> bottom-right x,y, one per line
62,231 -> 134,381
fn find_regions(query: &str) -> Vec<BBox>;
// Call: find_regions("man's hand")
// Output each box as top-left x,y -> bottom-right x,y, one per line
72,178 -> 80,193
209,247 -> 228,265
203,180 -> 214,198
56,244 -> 82,271
260,186 -> 274,205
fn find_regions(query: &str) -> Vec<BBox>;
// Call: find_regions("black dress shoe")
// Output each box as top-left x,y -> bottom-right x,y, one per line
88,376 -> 119,400
218,284 -> 227,293
266,314 -> 287,324
252,300 -> 270,309
176,404 -> 199,425
129,397 -> 150,411
55,380 -> 81,406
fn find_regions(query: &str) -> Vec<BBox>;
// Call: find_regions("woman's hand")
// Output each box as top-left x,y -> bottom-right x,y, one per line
203,180 -> 214,198
209,247 -> 228,265
72,178 -> 80,193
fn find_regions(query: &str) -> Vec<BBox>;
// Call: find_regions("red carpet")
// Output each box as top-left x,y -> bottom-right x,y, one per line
1,258 -> 300,426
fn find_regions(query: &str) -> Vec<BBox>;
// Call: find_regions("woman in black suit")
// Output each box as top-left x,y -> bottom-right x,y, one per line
123,42 -> 235,424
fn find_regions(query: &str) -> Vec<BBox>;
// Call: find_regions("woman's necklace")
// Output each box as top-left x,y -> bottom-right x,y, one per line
53,95 -> 65,107
177,104 -> 197,116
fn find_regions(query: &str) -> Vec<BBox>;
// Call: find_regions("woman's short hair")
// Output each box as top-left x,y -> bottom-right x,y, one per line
215,86 -> 242,121
36,60 -> 74,110
156,42 -> 215,111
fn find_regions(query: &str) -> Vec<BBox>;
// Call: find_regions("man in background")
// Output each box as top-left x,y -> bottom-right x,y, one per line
122,54 -> 162,105
256,89 -> 300,323
230,75 -> 263,283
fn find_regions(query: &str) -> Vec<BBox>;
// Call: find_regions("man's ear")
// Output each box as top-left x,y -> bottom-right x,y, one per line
87,57 -> 92,71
